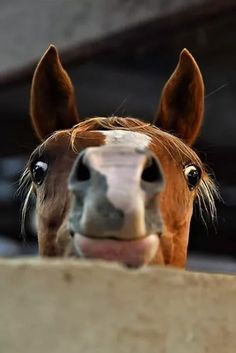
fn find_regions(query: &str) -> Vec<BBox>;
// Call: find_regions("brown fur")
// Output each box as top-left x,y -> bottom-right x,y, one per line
21,46 -> 218,268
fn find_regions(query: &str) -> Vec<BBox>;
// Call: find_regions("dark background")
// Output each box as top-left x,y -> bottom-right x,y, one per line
0,1 -> 235,272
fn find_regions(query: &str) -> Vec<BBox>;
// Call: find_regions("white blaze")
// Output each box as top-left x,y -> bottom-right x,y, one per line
101,130 -> 151,148
98,130 -> 151,239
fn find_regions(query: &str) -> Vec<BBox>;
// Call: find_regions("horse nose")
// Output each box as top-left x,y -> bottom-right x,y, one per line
68,145 -> 164,240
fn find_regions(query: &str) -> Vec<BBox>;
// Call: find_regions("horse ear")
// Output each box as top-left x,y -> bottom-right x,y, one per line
154,49 -> 204,146
30,45 -> 79,140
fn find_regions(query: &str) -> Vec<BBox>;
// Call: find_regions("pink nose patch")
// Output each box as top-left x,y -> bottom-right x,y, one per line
74,233 -> 159,268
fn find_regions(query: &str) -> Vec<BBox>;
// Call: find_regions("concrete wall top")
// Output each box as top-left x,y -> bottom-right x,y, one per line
0,259 -> 236,353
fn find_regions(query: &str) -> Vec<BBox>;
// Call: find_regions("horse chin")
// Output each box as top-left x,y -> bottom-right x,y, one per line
73,233 -> 160,268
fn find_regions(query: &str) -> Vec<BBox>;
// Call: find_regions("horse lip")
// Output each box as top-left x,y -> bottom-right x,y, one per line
76,232 -> 162,241
72,232 -> 160,267
76,233 -> 149,241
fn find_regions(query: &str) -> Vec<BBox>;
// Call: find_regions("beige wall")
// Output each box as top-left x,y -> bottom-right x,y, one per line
0,259 -> 236,353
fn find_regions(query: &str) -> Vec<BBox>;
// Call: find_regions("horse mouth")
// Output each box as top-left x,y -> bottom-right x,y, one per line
73,233 -> 160,268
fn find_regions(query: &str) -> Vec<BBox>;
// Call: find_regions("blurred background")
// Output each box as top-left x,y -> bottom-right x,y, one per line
0,0 -> 235,272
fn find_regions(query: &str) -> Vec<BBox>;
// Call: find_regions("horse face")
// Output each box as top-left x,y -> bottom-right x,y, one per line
24,46 -> 216,268
68,133 -> 165,268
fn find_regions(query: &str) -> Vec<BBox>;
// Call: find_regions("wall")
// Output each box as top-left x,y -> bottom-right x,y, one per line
0,259 -> 236,353
0,0 -> 209,76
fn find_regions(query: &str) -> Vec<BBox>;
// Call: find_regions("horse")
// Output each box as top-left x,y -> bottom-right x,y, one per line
21,45 -> 217,268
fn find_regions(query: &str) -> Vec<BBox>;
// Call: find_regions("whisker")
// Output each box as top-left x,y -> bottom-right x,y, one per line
21,184 -> 34,239
205,84 -> 228,99
18,168 -> 34,239
112,97 -> 128,116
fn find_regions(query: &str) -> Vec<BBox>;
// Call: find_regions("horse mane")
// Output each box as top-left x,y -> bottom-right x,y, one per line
19,116 -> 219,235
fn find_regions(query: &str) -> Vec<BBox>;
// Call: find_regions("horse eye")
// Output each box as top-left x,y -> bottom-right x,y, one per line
184,165 -> 201,190
31,161 -> 48,185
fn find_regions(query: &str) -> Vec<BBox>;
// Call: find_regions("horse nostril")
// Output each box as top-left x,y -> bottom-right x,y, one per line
69,229 -> 75,237
141,156 -> 163,183
76,152 -> 91,181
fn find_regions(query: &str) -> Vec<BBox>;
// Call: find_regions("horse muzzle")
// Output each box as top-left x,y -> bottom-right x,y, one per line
68,144 -> 164,267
